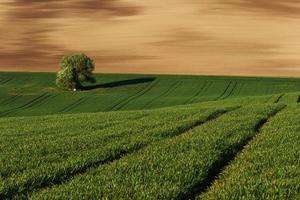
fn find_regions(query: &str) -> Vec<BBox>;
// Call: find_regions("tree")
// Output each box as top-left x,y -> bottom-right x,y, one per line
56,53 -> 96,91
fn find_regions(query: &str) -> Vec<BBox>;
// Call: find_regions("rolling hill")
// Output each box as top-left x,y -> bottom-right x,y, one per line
0,72 -> 299,199
1,72 -> 300,117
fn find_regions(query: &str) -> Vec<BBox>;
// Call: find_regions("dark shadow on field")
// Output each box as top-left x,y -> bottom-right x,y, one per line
82,77 -> 156,90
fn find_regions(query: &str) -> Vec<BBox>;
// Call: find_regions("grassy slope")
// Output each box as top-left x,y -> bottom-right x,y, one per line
0,97 -> 299,199
0,72 -> 299,199
199,105 -> 300,200
0,104 -> 233,198
31,104 -> 284,200
1,72 -> 300,117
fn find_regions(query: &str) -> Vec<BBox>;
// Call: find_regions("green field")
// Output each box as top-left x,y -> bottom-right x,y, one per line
1,72 -> 300,117
0,72 -> 299,199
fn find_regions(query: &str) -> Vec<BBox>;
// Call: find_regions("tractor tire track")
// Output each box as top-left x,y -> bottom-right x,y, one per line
181,105 -> 287,200
26,94 -> 54,109
190,81 -> 213,103
0,78 -> 12,85
234,82 -> 245,96
185,82 -> 208,104
111,80 -> 159,111
220,82 -> 238,100
215,81 -> 232,100
141,81 -> 183,109
201,82 -> 213,96
5,108 -> 238,199
0,93 -> 51,117
8,94 -> 55,116
59,97 -> 88,113
274,94 -> 285,103
0,94 -> 22,106
103,84 -> 150,111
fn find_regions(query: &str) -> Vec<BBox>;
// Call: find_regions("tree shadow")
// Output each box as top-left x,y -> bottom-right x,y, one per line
82,77 -> 156,90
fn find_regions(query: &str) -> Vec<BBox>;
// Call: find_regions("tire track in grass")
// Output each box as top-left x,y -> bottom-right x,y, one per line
200,82 -> 213,98
99,85 -> 148,112
297,95 -> 300,103
104,82 -> 155,111
184,82 -> 208,104
30,105 -> 284,200
141,81 -> 183,109
0,93 -> 51,117
199,107 -> 300,199
0,78 -> 12,85
233,82 -> 244,96
3,108 -> 237,199
268,94 -> 285,104
7,94 -> 59,117
26,94 -> 56,109
0,78 -> 33,106
0,94 -> 22,106
14,93 -> 50,109
101,83 -> 149,111
59,97 -> 88,113
1,93 -> 52,116
215,81 -> 232,100
189,82 -> 213,103
219,82 -> 238,100
183,105 -> 287,200
111,80 -> 159,111
274,94 -> 285,103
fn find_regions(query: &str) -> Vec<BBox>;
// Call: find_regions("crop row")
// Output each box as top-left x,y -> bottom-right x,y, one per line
0,105 -> 231,198
30,104 -> 284,199
199,106 -> 299,200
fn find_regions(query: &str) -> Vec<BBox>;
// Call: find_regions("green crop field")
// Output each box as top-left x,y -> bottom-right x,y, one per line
1,72 -> 300,117
0,72 -> 299,199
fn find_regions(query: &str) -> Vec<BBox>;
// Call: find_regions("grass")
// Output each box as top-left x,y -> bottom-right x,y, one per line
0,72 -> 299,199
0,103 -> 234,199
199,105 -> 300,200
1,72 -> 300,117
30,104 -> 284,199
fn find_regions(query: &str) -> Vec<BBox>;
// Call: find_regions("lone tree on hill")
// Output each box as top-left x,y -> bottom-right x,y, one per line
56,53 -> 96,91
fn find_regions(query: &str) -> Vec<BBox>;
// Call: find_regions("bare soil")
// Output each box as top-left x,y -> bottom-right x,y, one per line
1,0 -> 300,77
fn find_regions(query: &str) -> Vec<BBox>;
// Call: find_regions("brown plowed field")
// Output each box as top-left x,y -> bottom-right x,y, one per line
1,0 -> 300,76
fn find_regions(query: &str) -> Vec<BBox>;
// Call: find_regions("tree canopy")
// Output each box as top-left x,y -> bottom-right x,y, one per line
56,53 -> 96,90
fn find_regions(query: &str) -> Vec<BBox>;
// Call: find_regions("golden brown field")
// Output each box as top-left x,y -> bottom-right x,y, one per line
1,0 -> 300,76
